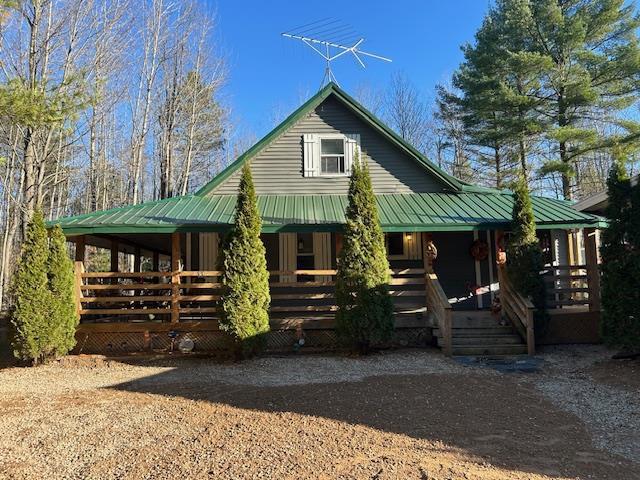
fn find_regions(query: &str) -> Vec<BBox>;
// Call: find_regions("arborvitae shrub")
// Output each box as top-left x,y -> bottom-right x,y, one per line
506,175 -> 547,334
600,161 -> 640,350
335,154 -> 394,353
9,210 -> 53,364
47,225 -> 79,356
220,163 -> 270,358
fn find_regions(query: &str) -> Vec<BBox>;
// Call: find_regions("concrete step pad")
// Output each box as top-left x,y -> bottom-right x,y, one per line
451,344 -> 528,356
438,335 -> 524,347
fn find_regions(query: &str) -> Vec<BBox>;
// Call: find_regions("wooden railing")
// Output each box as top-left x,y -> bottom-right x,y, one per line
76,263 -> 223,322
543,264 -> 598,310
498,266 -> 535,355
425,272 -> 452,356
75,263 -> 427,324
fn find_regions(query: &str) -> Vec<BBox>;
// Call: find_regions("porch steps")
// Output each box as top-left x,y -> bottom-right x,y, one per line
434,311 -> 528,356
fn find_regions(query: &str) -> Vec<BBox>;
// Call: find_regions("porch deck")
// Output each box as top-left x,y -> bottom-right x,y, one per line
73,266 -> 434,354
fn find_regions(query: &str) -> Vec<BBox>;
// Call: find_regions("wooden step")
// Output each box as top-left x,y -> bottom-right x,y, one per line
451,314 -> 502,328
434,326 -> 516,337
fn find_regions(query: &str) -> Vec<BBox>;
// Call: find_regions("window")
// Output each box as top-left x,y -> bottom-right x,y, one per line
320,138 -> 345,175
386,233 -> 405,257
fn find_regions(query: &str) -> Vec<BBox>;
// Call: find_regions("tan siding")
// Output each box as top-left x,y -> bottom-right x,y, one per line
198,233 -> 218,270
211,96 -> 447,195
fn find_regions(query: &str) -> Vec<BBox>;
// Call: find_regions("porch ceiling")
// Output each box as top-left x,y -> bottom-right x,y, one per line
50,192 -> 606,235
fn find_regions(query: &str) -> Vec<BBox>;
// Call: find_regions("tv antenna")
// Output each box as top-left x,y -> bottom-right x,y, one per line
282,18 -> 392,89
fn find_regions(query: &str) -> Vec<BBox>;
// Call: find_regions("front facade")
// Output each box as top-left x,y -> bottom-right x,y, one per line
54,83 -> 605,355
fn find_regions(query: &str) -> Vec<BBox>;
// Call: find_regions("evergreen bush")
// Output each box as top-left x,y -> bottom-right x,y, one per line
600,161 -> 640,350
506,175 -> 547,334
47,225 -> 79,356
9,210 -> 53,363
335,154 -> 394,353
220,163 -> 270,358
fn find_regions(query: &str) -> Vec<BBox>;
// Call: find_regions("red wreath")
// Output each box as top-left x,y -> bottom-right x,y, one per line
470,240 -> 489,261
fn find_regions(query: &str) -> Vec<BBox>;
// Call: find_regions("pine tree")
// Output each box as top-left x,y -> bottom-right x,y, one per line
600,160 -> 639,349
47,225 -> 79,356
335,154 -> 394,353
453,0 -> 549,184
9,210 -> 52,363
506,175 -> 547,333
527,0 -> 640,199
220,163 -> 270,357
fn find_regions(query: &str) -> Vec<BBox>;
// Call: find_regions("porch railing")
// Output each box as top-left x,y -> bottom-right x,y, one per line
75,263 -> 428,324
543,264 -> 598,310
424,272 -> 452,356
498,266 -> 535,355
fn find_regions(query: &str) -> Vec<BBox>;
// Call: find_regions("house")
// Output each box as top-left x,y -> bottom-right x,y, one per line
53,83 -> 605,355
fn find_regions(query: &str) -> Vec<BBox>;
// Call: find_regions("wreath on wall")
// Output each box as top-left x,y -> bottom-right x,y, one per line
470,239 -> 489,261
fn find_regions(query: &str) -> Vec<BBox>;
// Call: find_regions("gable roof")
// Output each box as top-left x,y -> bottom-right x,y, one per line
50,82 -> 606,235
196,82 -> 464,196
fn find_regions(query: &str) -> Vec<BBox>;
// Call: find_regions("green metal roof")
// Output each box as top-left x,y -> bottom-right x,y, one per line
195,82 -> 464,196
52,192 -> 605,235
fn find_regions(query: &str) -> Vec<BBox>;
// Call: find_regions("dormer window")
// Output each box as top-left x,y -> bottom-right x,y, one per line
320,138 -> 345,175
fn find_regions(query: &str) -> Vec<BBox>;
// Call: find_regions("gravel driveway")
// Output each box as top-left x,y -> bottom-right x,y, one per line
0,347 -> 638,480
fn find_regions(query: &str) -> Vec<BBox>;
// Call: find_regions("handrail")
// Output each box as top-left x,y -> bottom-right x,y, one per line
498,266 -> 535,355
425,272 -> 453,356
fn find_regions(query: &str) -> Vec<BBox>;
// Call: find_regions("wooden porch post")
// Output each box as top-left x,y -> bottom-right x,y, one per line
134,247 -> 141,272
73,261 -> 85,318
584,227 -> 601,312
110,239 -> 119,285
110,239 -> 119,272
152,251 -> 159,272
75,235 -> 85,262
171,233 -> 181,323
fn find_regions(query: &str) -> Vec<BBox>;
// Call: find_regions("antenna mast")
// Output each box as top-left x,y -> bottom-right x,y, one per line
282,19 -> 391,89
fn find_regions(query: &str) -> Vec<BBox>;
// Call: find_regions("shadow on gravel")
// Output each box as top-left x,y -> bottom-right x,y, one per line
110,355 -> 634,480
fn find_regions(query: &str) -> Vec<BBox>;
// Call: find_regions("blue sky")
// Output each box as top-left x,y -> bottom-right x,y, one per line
210,0 -> 490,137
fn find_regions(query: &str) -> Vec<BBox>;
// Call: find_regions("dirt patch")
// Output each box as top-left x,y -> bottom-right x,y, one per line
588,357 -> 640,392
0,349 -> 638,480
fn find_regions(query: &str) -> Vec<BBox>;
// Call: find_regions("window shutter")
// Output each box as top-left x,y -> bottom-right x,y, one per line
312,232 -> 332,282
344,134 -> 360,175
199,233 -> 219,270
303,134 -> 318,177
198,232 -> 219,281
279,233 -> 297,282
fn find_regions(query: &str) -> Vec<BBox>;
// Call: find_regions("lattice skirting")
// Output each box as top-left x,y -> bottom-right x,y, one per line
74,327 -> 433,355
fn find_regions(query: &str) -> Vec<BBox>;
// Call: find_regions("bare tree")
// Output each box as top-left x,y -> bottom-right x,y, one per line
384,72 -> 429,152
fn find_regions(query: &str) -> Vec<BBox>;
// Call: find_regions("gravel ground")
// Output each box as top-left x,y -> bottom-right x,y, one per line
530,346 -> 640,462
0,347 -> 638,480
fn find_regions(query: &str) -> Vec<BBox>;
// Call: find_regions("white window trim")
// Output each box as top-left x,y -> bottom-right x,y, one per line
317,134 -> 348,177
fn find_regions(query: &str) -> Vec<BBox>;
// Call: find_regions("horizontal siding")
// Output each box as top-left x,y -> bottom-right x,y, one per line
212,96 -> 446,195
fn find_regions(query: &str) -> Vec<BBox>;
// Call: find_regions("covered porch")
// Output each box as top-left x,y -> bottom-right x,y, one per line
55,191 -> 606,356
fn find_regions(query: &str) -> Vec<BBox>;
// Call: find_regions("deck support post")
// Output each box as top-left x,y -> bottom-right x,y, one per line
584,227 -> 601,312
171,233 -> 181,323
